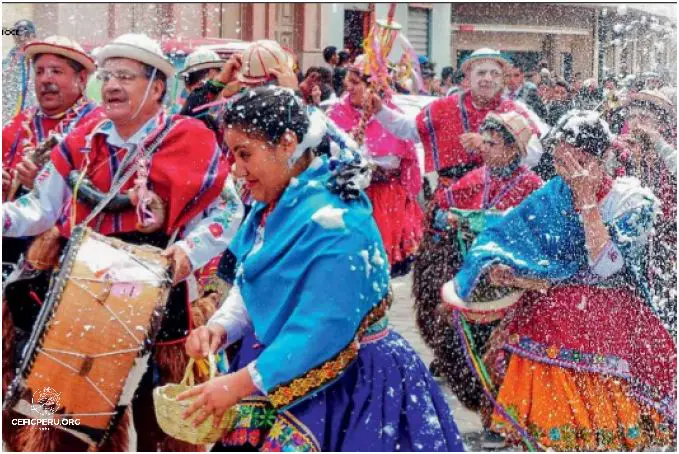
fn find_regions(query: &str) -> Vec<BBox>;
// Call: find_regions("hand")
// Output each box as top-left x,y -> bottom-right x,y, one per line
311,85 -> 322,105
460,133 -> 484,151
2,169 -> 11,194
15,158 -> 39,190
178,368 -> 255,428
299,73 -> 320,100
161,244 -> 193,285
185,324 -> 226,359
554,150 -> 600,209
488,264 -> 549,291
268,65 -> 298,90
488,265 -> 518,288
365,92 -> 383,117
628,117 -> 661,144
217,54 -> 242,85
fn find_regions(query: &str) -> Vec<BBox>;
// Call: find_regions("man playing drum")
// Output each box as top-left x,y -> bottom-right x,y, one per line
2,36 -> 105,451
2,33 -> 243,451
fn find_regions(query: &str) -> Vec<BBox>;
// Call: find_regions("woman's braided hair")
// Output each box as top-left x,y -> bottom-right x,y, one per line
223,86 -> 310,146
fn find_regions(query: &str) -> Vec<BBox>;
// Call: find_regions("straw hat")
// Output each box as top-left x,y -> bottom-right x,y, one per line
237,40 -> 290,86
483,111 -> 533,156
460,48 -> 509,74
97,33 -> 175,78
178,48 -> 223,76
24,35 -> 96,74
628,89 -> 674,112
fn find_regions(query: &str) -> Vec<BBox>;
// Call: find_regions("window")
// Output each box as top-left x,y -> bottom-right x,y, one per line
408,7 -> 430,57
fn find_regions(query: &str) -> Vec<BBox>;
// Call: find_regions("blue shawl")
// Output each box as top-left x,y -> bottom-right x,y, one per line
454,177 -> 588,300
229,156 -> 390,404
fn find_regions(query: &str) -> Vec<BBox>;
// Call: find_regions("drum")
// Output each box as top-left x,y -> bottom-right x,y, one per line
3,227 -> 172,447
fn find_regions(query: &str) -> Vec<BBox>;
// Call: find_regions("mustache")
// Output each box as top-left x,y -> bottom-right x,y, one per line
40,83 -> 60,95
103,89 -> 128,102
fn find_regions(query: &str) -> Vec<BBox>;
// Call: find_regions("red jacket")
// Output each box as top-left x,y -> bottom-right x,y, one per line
2,97 -> 104,172
437,165 -> 543,211
415,90 -> 540,173
51,111 -> 228,238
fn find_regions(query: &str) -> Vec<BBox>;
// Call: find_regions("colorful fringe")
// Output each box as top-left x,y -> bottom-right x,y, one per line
491,355 -> 675,451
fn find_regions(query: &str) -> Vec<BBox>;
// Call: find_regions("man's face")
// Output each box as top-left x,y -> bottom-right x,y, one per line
469,60 -> 503,100
34,54 -> 86,116
505,66 -> 524,91
552,85 -> 568,101
100,58 -> 163,123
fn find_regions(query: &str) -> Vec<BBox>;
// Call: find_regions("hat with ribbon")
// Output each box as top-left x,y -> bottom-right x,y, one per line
460,48 -> 510,74
24,35 -> 96,73
97,33 -> 175,78
178,48 -> 223,76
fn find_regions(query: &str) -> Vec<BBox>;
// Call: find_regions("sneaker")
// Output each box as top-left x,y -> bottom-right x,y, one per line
481,429 -> 507,449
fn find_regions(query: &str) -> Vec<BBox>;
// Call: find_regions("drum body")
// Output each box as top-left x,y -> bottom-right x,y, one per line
3,227 -> 171,447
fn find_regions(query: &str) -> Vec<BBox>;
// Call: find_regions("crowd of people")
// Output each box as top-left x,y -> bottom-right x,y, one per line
1,18 -> 677,452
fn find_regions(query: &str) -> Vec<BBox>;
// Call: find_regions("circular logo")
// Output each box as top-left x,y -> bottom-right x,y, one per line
31,387 -> 61,417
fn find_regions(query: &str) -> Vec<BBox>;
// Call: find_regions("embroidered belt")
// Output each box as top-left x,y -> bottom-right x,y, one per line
360,316 -> 389,343
268,292 -> 393,409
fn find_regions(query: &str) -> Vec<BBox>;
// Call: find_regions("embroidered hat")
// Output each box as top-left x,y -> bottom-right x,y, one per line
24,36 -> 96,74
237,40 -> 290,86
178,48 -> 223,76
460,48 -> 510,74
97,33 -> 175,78
482,111 -> 533,156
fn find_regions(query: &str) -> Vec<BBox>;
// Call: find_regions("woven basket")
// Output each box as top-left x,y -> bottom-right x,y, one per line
153,354 -> 236,445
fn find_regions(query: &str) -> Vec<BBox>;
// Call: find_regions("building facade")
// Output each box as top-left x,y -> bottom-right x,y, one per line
2,2 -> 675,82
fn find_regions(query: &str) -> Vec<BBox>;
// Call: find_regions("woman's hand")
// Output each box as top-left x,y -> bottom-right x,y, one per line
365,92 -> 383,118
460,133 -> 484,151
185,324 -> 226,358
488,265 -> 549,291
311,85 -> 322,105
217,54 -> 242,86
178,368 -> 257,427
554,150 -> 600,210
268,65 -> 299,90
161,244 -> 193,285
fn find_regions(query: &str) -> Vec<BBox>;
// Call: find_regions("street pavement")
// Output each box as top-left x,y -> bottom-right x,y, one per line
389,272 -> 485,451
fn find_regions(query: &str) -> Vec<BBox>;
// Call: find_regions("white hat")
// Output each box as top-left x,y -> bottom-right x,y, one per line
237,40 -> 290,86
178,48 -> 223,76
460,48 -> 509,74
24,36 -> 96,73
97,33 -> 175,78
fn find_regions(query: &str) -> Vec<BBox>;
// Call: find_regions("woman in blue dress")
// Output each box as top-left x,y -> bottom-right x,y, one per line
179,86 -> 464,452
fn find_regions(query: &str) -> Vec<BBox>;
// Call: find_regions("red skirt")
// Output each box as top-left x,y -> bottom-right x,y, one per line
487,286 -> 676,449
366,180 -> 424,266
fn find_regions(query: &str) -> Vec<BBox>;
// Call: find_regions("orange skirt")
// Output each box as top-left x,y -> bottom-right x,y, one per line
491,355 -> 674,451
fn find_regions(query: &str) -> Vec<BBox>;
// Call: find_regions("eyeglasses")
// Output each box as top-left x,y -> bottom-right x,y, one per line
95,69 -> 146,84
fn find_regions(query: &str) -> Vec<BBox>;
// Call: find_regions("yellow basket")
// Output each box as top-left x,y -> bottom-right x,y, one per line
153,354 -> 236,445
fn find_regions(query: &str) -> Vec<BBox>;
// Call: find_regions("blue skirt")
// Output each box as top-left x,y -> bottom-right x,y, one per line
219,328 -> 465,452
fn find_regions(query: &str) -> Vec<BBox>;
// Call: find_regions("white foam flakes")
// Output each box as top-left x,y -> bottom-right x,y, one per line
309,156 -> 324,170
359,249 -> 372,278
311,205 -> 347,230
